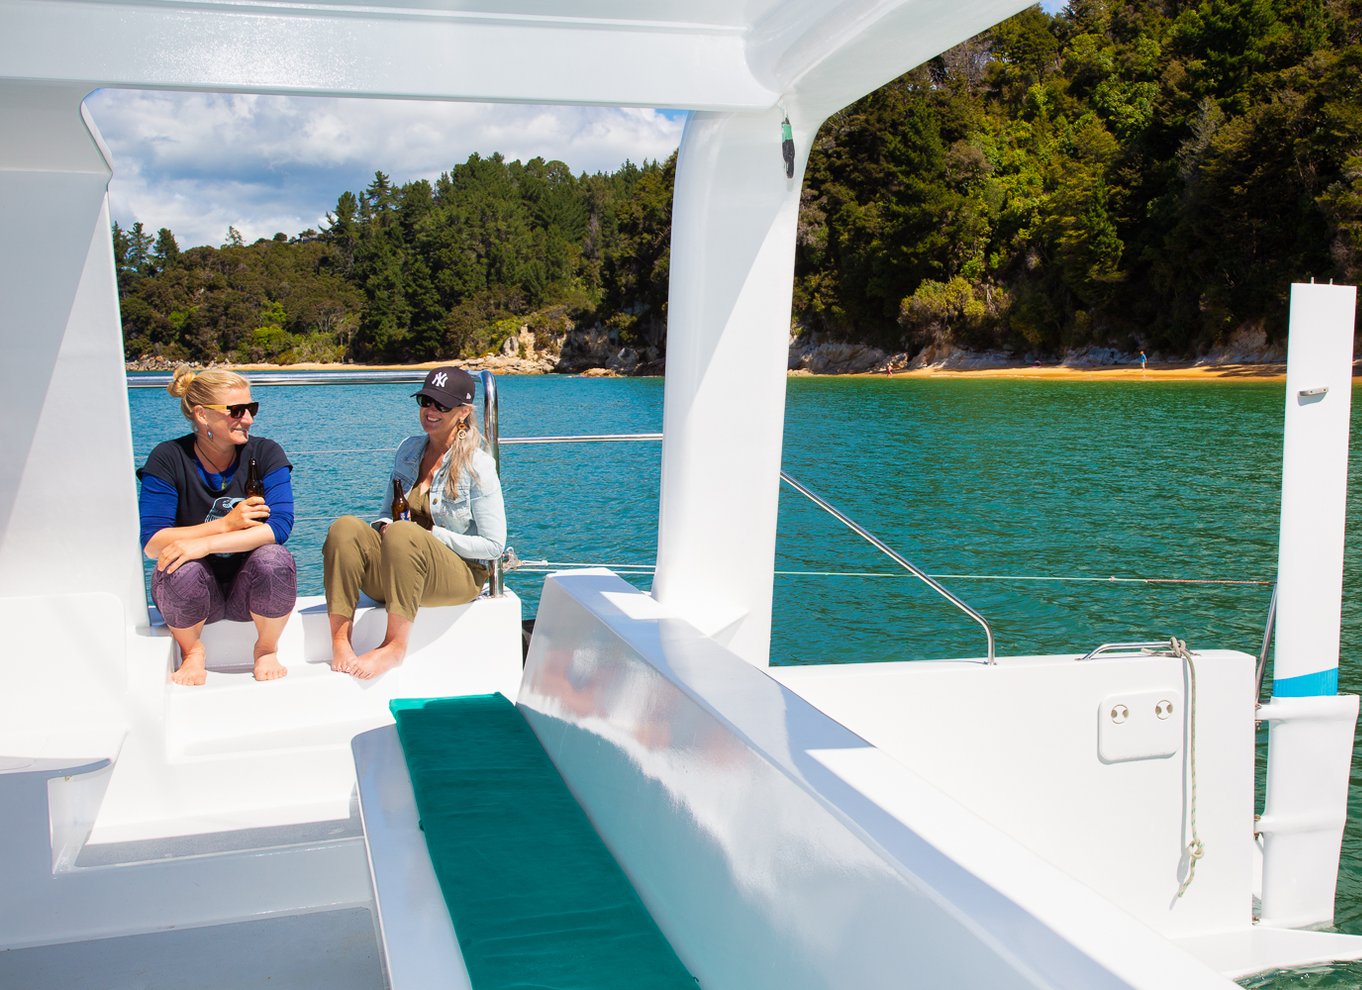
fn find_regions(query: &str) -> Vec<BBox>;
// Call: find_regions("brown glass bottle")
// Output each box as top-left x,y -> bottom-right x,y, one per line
245,457 -> 264,499
391,478 -> 410,521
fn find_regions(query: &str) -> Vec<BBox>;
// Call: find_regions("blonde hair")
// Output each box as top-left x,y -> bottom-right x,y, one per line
441,416 -> 486,499
168,366 -> 250,423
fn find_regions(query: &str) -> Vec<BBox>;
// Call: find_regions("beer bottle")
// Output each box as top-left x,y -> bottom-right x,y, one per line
392,478 -> 410,522
245,457 -> 265,499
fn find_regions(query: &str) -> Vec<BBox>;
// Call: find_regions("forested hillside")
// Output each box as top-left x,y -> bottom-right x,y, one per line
116,0 -> 1362,367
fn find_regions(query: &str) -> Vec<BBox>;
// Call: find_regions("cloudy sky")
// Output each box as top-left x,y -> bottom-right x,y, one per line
85,90 -> 687,249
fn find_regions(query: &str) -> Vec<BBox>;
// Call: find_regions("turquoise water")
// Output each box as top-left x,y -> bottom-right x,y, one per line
129,373 -> 1362,977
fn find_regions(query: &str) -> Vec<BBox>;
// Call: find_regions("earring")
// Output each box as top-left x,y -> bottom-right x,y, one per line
206,429 -> 213,440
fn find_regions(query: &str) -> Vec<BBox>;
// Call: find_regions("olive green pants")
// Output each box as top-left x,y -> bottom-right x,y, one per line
323,515 -> 488,622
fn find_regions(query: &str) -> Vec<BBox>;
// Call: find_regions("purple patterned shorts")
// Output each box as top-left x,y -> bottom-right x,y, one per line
151,544 -> 296,628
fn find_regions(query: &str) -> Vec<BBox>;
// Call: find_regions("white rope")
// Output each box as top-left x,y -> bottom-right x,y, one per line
1171,636 -> 1205,898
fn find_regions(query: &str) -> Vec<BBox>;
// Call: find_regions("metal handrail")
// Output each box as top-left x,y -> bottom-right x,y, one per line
127,369 -> 433,388
130,382 -> 998,638
1077,641 -> 1183,661
1255,581 -> 1278,705
779,470 -> 996,665
501,433 -> 663,444
479,370 -> 504,597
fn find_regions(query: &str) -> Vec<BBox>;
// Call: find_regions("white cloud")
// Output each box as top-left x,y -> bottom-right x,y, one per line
85,90 -> 685,248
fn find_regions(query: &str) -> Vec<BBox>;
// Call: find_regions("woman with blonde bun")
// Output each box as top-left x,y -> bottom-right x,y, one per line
137,366 -> 297,685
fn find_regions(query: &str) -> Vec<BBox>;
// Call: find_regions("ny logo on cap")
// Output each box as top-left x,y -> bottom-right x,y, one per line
433,372 -> 448,388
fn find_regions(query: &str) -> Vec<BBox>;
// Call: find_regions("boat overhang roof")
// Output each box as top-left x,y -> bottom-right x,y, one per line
0,0 -> 1031,115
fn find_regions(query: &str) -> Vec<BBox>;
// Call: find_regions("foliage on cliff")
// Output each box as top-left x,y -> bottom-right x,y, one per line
116,0 -> 1362,365
798,0 -> 1362,356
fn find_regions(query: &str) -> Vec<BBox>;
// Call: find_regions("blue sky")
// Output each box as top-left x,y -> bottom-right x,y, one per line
86,90 -> 687,249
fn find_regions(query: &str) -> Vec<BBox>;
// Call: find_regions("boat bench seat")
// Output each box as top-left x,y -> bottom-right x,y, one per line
353,693 -> 694,990
147,592 -> 523,702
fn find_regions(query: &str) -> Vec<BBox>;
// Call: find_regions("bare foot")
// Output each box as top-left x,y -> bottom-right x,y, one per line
330,641 -> 359,675
348,642 -> 406,680
172,643 -> 208,686
253,646 -> 288,681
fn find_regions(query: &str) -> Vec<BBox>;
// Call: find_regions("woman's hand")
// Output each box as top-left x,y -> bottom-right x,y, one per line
225,496 -> 271,531
156,536 -> 213,574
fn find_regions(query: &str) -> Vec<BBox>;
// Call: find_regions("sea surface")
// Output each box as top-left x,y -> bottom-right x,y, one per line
130,372 -> 1362,984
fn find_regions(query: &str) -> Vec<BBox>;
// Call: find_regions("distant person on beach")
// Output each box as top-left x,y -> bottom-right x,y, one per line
1138,350 -> 1148,372
138,367 -> 297,685
323,366 -> 506,680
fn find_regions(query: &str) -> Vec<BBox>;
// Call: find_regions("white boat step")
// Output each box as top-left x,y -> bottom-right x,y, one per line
90,744 -> 361,842
84,592 -> 525,846
158,593 -> 525,757
166,661 -> 395,757
173,716 -> 388,759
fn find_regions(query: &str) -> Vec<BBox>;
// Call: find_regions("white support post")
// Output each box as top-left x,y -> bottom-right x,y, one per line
651,107 -> 812,666
0,83 -> 146,627
1272,281 -> 1357,696
1258,281 -> 1359,930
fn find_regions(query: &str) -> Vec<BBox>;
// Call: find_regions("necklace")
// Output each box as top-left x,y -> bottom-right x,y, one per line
194,437 -> 234,477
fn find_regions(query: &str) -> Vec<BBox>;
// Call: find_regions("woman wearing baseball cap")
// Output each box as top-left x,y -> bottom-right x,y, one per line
322,365 -> 506,679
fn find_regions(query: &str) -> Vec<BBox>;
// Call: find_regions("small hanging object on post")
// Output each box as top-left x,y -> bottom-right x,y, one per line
781,114 -> 795,178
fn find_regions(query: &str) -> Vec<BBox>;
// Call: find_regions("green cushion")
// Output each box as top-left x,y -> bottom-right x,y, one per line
390,693 -> 695,990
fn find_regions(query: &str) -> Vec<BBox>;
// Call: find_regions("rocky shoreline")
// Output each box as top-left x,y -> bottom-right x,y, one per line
126,321 -> 1308,378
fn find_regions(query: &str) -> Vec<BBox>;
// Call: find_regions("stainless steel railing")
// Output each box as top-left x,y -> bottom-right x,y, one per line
779,470 -> 996,665
133,368 -> 995,637
126,369 -> 433,388
1255,581 -> 1278,705
479,370 -> 504,597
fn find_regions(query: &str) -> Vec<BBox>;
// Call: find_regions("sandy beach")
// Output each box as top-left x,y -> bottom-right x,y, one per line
143,359 -> 1362,384
880,363 -> 1292,382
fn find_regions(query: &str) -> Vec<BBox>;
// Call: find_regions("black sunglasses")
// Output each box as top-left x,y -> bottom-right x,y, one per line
416,395 -> 454,413
202,401 -> 260,419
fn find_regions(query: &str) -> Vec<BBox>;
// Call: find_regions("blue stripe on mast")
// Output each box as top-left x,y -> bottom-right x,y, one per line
1274,667 -> 1339,697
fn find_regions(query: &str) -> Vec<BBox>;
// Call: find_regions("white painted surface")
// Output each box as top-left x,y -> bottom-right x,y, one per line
652,108 -> 801,663
0,589 -> 521,949
774,651 -> 1255,937
0,907 -> 384,990
0,90 -> 148,628
1178,927 -> 1362,979
1273,281 -> 1357,686
0,747 -> 373,950
1,0 -> 1029,111
352,725 -> 472,990
88,591 -> 522,840
1098,687 -> 1183,763
520,570 -> 1237,988
1258,693 -> 1361,929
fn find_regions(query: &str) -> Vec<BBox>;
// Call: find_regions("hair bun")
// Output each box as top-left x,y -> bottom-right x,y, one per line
168,365 -> 197,398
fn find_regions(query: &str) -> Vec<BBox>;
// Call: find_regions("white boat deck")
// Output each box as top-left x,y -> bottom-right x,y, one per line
0,907 -> 384,990
0,589 -> 523,960
90,590 -> 523,843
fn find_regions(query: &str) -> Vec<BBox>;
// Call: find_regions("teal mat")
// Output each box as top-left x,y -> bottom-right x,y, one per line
390,694 -> 695,990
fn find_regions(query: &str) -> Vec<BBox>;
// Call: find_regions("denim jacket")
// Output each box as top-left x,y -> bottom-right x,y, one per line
377,436 -> 506,563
